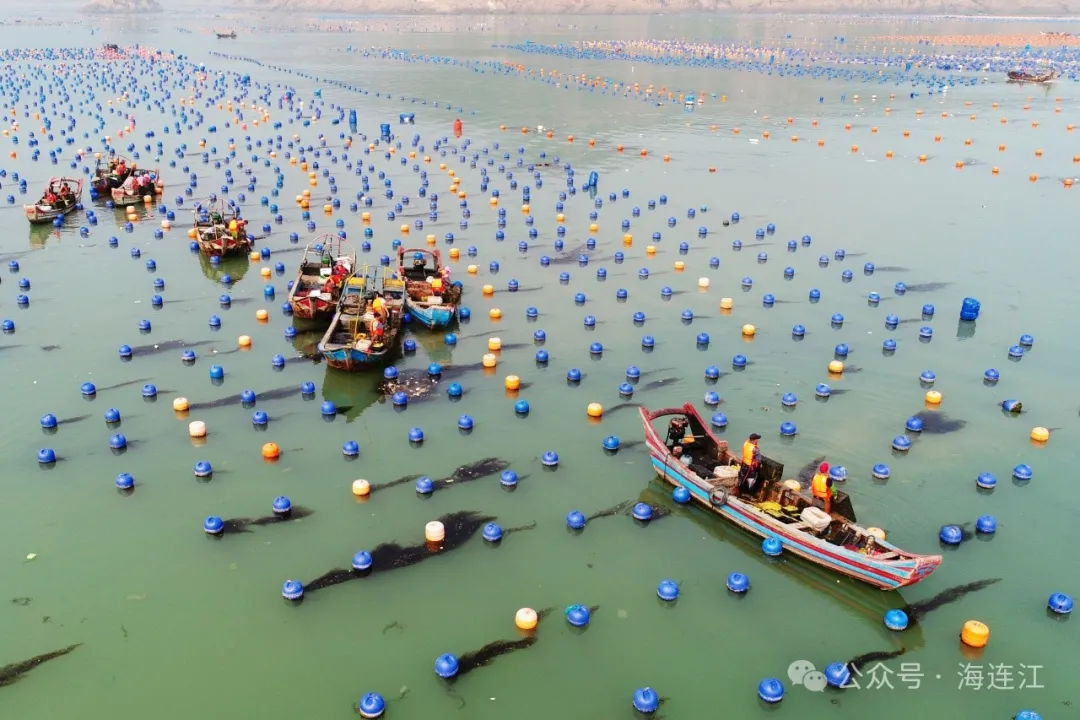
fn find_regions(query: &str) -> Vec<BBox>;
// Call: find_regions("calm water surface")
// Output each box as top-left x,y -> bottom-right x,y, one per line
1,11 -> 1078,719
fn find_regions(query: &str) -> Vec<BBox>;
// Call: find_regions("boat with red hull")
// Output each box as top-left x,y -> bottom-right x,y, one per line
287,234 -> 356,323
640,403 -> 941,590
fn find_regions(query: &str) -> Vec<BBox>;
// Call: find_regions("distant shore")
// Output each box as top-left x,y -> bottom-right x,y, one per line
226,1 -> 1080,18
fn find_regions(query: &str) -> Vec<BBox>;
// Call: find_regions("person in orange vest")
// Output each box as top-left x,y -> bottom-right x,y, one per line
811,462 -> 834,514
43,190 -> 58,206
737,433 -> 762,495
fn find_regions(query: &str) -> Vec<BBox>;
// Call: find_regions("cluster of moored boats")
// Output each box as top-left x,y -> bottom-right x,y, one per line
24,154 -> 164,225
284,239 -> 461,371
27,157 -> 460,372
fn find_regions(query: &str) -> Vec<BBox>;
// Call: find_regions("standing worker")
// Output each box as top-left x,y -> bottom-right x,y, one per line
811,462 -> 833,514
738,433 -> 762,495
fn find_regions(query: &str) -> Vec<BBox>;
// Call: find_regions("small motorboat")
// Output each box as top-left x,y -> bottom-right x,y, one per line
216,31 -> 237,39
191,198 -> 251,257
318,268 -> 405,372
110,168 -> 163,206
397,247 -> 461,329
287,234 -> 356,324
90,154 -> 131,195
1007,70 -> 1055,83
639,403 -> 941,590
25,178 -> 82,225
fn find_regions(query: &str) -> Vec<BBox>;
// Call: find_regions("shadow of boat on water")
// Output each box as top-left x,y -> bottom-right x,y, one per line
636,480 -> 922,652
320,366 -> 383,422
198,250 -> 252,285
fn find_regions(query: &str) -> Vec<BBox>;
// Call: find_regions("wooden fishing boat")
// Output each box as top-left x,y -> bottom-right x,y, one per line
191,199 -> 251,257
397,247 -> 461,329
287,234 -> 357,323
1007,70 -> 1055,83
24,177 -> 82,224
110,168 -> 163,206
91,154 -> 131,195
318,268 -> 405,371
639,403 -> 941,590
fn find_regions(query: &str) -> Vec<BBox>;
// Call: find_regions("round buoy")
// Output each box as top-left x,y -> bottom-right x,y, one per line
189,421 -> 207,438
742,324 -> 755,337
1013,464 -> 1033,481
892,435 -> 912,451
960,620 -> 989,648
586,402 -> 603,418
884,608 -> 909,631
762,537 -> 782,556
824,662 -> 851,688
566,604 -> 591,628
940,525 -> 963,545
282,580 -> 304,601
673,486 -> 691,503
515,607 -> 538,630
262,442 -> 280,459
1048,592 -> 1074,615
726,572 -> 750,593
482,523 -> 503,543
872,463 -> 891,480
633,688 -> 660,714
828,360 -> 844,374
352,479 -> 371,497
1030,427 -> 1050,442
976,472 -> 997,490
976,515 -> 997,534
425,521 -> 445,543
357,693 -> 386,719
758,678 -> 784,704
657,579 -> 679,601
434,653 -> 459,679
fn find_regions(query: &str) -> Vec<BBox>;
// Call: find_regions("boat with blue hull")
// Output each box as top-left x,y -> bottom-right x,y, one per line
397,247 -> 461,329
317,267 -> 405,372
639,403 -> 941,590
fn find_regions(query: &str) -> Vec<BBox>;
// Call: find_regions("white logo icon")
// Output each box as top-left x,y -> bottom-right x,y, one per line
788,660 -> 827,692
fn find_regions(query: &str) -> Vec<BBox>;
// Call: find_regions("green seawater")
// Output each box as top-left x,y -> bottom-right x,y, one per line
1,11 -> 1077,719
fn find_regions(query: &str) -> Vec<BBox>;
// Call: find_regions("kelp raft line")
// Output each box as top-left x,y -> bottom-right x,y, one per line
369,457 -> 510,493
0,644 -> 81,688
435,608 -> 555,709
297,510 -> 495,597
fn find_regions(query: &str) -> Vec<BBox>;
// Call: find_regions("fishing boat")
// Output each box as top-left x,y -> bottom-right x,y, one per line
287,234 -> 357,323
397,247 -> 461,329
24,178 -> 82,224
110,168 -> 163,206
639,403 -> 941,590
90,154 -> 130,195
191,198 -> 251,257
216,31 -> 237,39
318,267 -> 405,371
1007,70 -> 1055,83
